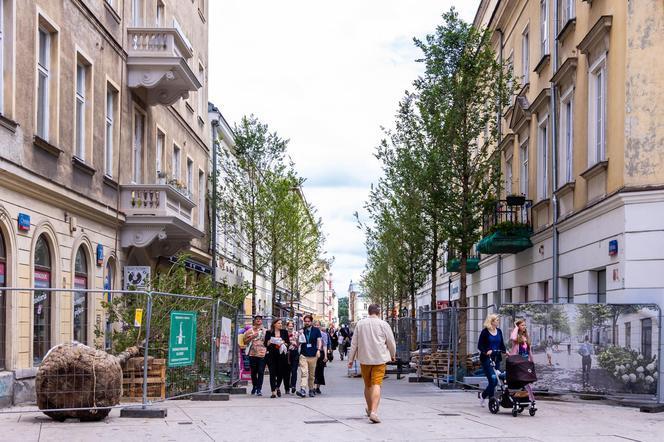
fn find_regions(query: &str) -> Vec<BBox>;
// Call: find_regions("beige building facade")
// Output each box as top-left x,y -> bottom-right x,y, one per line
0,0 -> 209,383
417,0 -> 664,353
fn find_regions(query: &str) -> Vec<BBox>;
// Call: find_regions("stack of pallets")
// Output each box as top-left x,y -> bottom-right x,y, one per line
121,356 -> 166,402
413,351 -> 452,379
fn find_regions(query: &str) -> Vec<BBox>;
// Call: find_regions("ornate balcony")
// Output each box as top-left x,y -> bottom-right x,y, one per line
126,28 -> 201,106
477,199 -> 533,255
119,184 -> 203,254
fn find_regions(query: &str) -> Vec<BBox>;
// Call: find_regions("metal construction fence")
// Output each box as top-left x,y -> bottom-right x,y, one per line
393,302 -> 663,402
0,287 -> 241,417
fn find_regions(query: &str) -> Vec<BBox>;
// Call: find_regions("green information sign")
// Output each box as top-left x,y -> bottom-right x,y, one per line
168,310 -> 197,367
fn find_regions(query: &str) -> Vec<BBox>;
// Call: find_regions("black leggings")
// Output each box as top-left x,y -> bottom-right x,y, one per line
267,354 -> 289,392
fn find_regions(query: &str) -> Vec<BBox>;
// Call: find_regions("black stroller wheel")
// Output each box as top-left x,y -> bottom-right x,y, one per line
511,406 -> 519,417
529,408 -> 537,416
488,398 -> 499,414
517,406 -> 524,414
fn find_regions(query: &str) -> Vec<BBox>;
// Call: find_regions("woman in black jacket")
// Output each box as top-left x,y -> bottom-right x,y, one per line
477,313 -> 506,406
264,319 -> 290,398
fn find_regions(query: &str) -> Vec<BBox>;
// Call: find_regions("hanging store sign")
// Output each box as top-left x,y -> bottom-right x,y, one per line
96,244 -> 104,266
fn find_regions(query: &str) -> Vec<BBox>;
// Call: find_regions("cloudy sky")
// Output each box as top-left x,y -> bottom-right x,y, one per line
208,0 -> 479,298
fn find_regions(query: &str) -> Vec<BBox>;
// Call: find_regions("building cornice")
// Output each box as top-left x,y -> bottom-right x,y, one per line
0,158 -> 125,228
578,15 -> 613,55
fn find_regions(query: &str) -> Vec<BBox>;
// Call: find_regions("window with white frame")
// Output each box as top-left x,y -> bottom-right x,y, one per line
187,158 -> 193,193
105,85 -> 117,177
522,25 -> 530,84
589,56 -> 607,165
559,89 -> 574,184
156,0 -> 164,27
198,170 -> 205,229
561,0 -> 575,23
540,0 -> 549,57
75,62 -> 87,160
520,138 -> 529,197
173,144 -> 181,180
537,116 -> 549,199
505,155 -> 513,195
156,130 -> 165,180
133,110 -> 144,183
132,0 -> 143,26
37,26 -> 51,140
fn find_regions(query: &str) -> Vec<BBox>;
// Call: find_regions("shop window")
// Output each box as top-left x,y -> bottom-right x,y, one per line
34,235 -> 52,365
73,246 -> 88,344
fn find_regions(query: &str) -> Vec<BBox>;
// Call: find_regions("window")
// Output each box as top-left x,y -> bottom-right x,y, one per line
505,156 -> 513,195
187,158 -> 193,193
506,51 -> 514,97
37,27 -> 51,139
156,130 -> 165,180
132,0 -> 143,26
559,93 -> 574,184
589,58 -> 607,165
561,0 -> 575,23
624,322 -> 631,349
105,85 -> 117,177
566,277 -> 574,303
0,230 -> 6,370
540,0 -> 549,57
156,0 -> 164,27
75,62 -> 86,160
522,25 -> 530,84
503,288 -> 512,304
73,247 -> 88,344
198,63 -> 205,118
524,285 -> 529,303
173,145 -> 181,180
597,269 -> 606,303
133,110 -> 144,183
34,235 -> 52,365
520,138 -> 529,197
198,170 -> 205,229
537,116 -> 549,200
641,318 -> 652,360
542,280 -> 549,303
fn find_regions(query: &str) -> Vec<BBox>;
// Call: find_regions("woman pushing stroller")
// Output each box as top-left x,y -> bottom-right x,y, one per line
509,319 -> 536,407
477,314 -> 506,407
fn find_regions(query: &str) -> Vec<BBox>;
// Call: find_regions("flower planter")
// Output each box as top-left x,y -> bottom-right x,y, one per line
477,227 -> 533,254
506,195 -> 526,206
447,257 -> 480,273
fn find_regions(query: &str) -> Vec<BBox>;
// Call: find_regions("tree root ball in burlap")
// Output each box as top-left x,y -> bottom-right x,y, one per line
36,343 -> 122,422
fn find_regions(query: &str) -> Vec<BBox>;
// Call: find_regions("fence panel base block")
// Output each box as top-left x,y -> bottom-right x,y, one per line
120,407 -> 168,418
191,393 -> 230,401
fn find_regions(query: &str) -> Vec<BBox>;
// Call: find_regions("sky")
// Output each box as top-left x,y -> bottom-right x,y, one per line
208,0 -> 480,298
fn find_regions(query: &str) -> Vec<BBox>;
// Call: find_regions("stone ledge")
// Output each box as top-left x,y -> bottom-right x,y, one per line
14,368 -> 38,380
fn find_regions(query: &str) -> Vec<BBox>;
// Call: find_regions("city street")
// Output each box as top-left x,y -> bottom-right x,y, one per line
1,357 -> 663,441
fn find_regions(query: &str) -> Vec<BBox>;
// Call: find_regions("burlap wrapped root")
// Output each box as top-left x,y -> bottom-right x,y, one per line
36,343 -> 138,421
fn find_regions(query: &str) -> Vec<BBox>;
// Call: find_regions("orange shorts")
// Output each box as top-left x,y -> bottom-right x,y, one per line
360,364 -> 386,388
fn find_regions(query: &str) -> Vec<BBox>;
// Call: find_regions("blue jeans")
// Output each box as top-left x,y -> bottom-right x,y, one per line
481,357 -> 498,399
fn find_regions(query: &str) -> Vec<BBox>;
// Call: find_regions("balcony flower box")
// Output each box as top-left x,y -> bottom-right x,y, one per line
506,194 -> 526,206
447,257 -> 481,274
477,221 -> 533,254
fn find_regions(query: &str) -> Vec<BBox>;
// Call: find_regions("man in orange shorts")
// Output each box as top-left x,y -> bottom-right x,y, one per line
348,304 -> 396,424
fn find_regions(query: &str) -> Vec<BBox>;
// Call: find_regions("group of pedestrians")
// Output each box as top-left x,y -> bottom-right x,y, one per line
242,314 -> 350,398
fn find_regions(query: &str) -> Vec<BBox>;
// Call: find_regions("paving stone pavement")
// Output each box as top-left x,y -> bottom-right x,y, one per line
0,356 -> 663,441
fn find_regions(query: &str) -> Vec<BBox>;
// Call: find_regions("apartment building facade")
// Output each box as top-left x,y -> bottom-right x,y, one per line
0,0 -> 209,377
416,0 -> 664,350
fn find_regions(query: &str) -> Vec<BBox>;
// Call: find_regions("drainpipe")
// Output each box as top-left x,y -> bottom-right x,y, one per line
551,0 -> 560,303
496,28 -> 504,306
211,121 -> 219,290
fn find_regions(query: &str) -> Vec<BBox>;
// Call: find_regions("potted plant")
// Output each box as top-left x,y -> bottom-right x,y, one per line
506,194 -> 526,206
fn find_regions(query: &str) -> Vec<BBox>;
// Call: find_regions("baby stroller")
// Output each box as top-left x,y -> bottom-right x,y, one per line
488,356 -> 538,417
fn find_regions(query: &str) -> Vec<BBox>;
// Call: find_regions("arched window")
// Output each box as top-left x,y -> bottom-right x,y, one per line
0,230 -> 6,370
104,258 -> 114,350
73,246 -> 88,344
34,235 -> 51,365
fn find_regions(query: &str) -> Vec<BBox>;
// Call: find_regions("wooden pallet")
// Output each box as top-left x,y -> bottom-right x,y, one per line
122,357 -> 166,401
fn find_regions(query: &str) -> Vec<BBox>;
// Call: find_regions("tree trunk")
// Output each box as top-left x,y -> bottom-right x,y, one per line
251,237 -> 257,316
410,265 -> 417,351
271,242 -> 278,317
430,223 -> 439,352
458,249 -> 468,365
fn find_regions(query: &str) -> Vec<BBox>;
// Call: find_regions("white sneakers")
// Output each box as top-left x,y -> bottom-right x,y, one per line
478,391 -> 486,407
369,412 -> 381,423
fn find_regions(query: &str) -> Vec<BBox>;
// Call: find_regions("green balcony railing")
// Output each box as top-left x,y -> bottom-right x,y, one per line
477,200 -> 533,255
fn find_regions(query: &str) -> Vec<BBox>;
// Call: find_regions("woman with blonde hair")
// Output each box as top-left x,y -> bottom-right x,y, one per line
509,318 -> 536,405
477,313 -> 506,406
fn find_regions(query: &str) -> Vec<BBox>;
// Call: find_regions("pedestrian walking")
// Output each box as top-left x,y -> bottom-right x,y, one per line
243,315 -> 267,396
347,304 -> 396,424
477,313 -> 506,407
545,335 -> 554,366
339,323 -> 351,360
314,321 -> 328,394
286,320 -> 299,394
264,318 -> 290,398
327,324 -> 339,362
578,335 -> 594,386
296,314 -> 322,398
508,319 -> 536,406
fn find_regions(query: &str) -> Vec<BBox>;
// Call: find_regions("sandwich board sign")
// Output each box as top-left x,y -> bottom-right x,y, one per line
168,311 -> 197,367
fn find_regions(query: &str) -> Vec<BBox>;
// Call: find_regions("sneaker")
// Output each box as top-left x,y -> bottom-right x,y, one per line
315,388 -> 322,395
276,389 -> 281,397
308,390 -> 315,398
369,412 -> 381,424
250,387 -> 256,395
478,391 -> 485,407
296,388 -> 306,398
270,393 -> 276,399
256,390 -> 262,397
291,387 -> 296,394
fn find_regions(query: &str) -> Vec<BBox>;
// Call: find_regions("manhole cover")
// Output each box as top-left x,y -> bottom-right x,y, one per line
304,419 -> 340,424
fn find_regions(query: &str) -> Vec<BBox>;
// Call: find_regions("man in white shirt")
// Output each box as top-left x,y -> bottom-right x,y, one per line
347,304 -> 396,424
